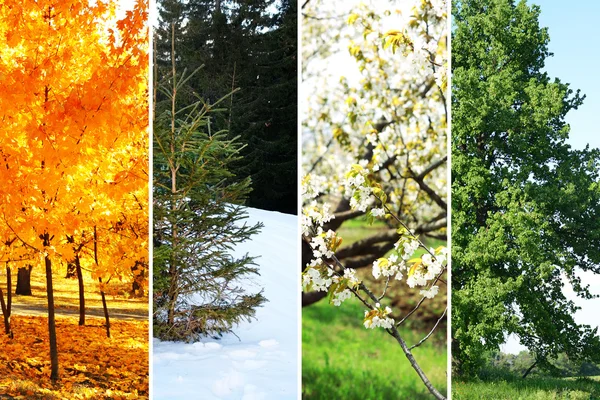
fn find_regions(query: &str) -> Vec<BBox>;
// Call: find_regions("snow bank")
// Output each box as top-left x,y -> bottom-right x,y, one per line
153,208 -> 299,399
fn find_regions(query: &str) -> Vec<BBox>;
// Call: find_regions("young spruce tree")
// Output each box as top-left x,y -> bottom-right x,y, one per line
153,25 -> 266,341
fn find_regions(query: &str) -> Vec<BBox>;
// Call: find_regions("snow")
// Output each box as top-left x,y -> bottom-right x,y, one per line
153,208 -> 299,399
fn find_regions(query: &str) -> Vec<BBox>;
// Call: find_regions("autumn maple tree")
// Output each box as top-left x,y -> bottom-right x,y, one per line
0,0 -> 148,385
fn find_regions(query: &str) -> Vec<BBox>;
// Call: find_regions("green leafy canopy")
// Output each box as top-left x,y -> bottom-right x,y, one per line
451,0 -> 600,377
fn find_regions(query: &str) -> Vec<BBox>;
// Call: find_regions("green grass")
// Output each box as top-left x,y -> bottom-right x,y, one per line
453,374 -> 600,399
336,216 -> 389,246
303,297 -> 447,399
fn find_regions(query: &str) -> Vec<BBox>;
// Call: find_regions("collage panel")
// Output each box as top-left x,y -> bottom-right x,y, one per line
301,0 -> 448,398
0,0 -> 149,398
0,0 -> 598,399
150,0 -> 299,399
451,0 -> 600,398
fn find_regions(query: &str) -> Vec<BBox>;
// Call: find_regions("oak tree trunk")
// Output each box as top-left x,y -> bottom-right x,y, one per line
522,360 -> 538,379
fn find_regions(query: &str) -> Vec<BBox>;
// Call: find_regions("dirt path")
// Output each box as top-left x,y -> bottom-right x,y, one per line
10,304 -> 147,321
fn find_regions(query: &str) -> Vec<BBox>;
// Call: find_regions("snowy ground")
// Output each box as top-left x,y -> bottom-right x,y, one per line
153,208 -> 299,400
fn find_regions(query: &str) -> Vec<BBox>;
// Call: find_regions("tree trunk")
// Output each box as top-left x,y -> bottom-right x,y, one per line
43,233 -> 59,381
100,278 -> 111,338
65,262 -> 77,279
1,264 -> 13,337
16,265 -> 32,295
75,255 -> 85,326
302,291 -> 327,307
0,285 -> 12,338
131,261 -> 145,297
94,226 -> 110,338
167,22 -> 178,328
522,360 -> 538,379
6,265 -> 11,315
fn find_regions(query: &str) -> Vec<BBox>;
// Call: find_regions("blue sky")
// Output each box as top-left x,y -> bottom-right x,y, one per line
536,0 -> 600,151
502,0 -> 600,354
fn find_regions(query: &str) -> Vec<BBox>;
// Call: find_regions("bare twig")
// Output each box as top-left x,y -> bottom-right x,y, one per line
409,307 -> 447,350
378,277 -> 390,301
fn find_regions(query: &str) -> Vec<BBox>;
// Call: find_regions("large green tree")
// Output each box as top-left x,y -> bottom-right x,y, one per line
452,0 -> 600,377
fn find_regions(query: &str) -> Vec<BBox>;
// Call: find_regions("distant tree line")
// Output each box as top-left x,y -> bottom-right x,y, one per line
155,0 -> 297,214
483,350 -> 600,379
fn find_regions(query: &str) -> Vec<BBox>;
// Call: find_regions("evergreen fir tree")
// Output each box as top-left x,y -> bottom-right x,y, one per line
153,24 -> 266,341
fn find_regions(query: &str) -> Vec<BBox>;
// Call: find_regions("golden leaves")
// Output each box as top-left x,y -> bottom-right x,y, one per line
0,0 -> 149,277
0,316 -> 148,398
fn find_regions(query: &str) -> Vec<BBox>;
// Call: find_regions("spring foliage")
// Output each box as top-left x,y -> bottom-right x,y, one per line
452,0 -> 600,376
301,0 -> 448,398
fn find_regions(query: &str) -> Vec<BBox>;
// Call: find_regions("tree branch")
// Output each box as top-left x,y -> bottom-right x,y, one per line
410,307 -> 447,350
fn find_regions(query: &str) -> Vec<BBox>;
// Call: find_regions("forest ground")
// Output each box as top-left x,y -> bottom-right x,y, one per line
8,266 -> 147,319
302,217 -> 448,399
453,374 -> 600,399
0,264 -> 149,399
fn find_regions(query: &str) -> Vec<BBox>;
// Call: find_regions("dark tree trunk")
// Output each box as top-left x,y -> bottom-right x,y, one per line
65,262 -> 77,279
43,233 -> 59,381
302,291 -> 327,307
16,265 -> 32,295
100,278 -> 111,338
0,266 -> 12,337
75,255 -> 85,326
522,360 -> 538,379
6,265 -> 11,315
131,261 -> 146,297
0,288 -> 11,337
94,226 -> 110,338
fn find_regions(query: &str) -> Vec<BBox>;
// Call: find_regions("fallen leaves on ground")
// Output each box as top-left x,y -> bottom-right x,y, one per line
0,315 -> 148,399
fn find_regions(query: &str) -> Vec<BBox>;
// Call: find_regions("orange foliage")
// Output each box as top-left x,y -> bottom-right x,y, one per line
0,0 -> 149,278
0,0 -> 149,387
0,315 -> 148,399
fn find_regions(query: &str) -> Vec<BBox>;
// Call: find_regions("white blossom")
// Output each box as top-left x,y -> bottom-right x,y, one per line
420,285 -> 439,299
370,207 -> 385,217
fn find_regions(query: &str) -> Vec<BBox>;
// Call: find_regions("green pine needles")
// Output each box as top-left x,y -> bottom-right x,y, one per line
153,27 -> 266,342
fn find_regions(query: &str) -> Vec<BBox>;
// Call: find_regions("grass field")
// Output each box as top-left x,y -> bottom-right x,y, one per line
453,374 -> 600,399
302,297 -> 447,399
